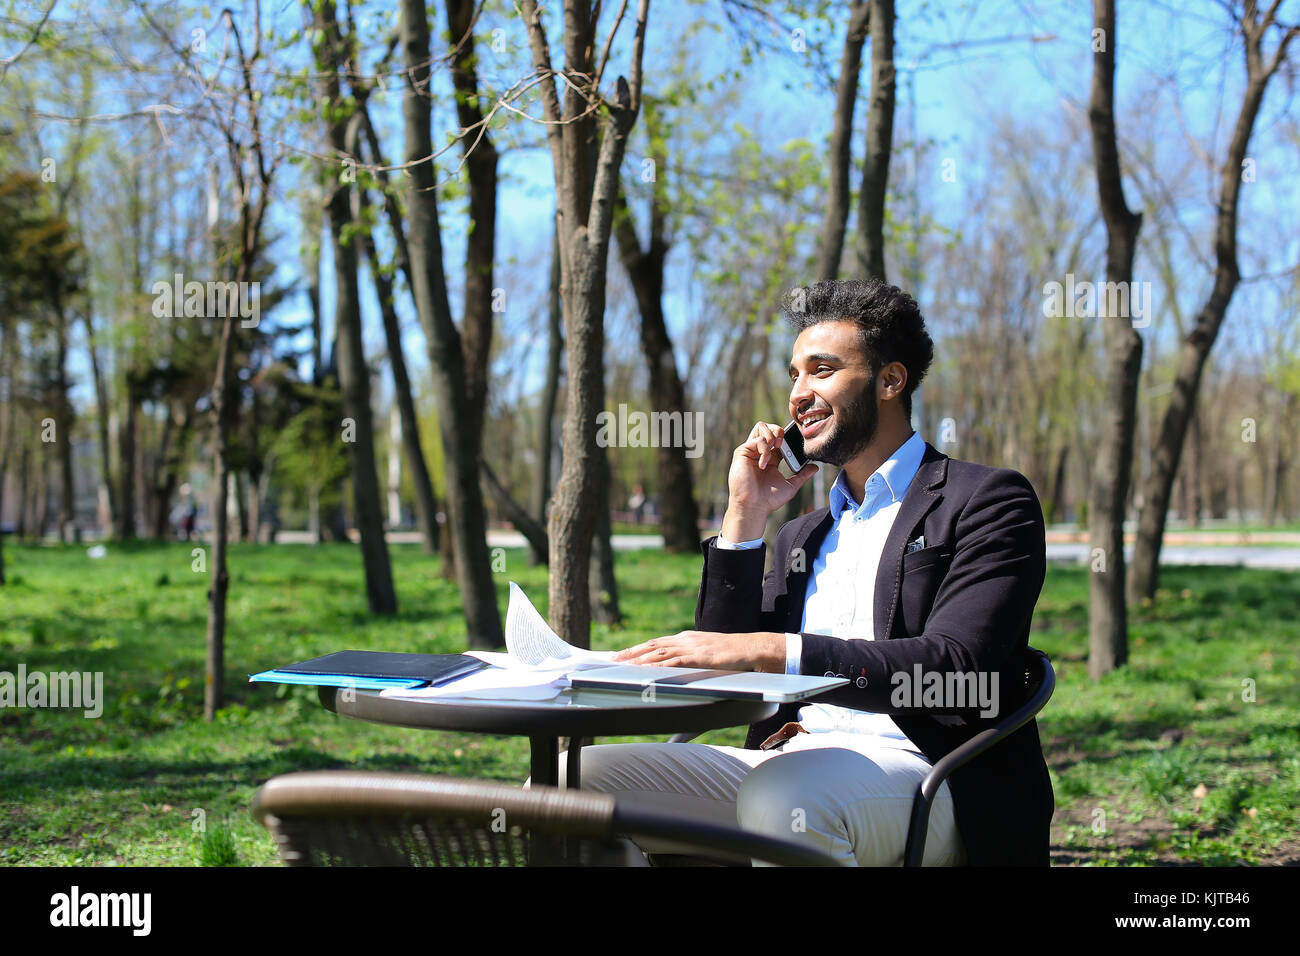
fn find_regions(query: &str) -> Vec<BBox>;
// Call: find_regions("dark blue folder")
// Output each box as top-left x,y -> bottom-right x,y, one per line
249,650 -> 488,691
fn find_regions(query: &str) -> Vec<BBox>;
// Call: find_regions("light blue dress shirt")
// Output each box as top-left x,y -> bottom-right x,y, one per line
715,430 -> 927,748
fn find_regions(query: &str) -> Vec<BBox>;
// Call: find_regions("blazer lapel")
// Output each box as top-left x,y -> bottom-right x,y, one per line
873,443 -> 948,641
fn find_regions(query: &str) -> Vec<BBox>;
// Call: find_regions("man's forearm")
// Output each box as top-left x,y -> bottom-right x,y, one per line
613,630 -> 786,672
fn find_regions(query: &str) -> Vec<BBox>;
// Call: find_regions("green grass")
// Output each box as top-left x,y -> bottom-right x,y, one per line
0,540 -> 1296,866
1030,567 -> 1300,865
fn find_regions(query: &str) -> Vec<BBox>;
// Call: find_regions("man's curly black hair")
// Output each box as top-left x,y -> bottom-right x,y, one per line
780,278 -> 934,420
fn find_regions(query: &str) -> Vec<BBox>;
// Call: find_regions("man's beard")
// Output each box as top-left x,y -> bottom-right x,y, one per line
807,373 -> 878,467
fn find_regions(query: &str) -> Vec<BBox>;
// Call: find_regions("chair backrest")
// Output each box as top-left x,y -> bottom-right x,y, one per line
902,647 -> 1056,866
252,771 -> 840,867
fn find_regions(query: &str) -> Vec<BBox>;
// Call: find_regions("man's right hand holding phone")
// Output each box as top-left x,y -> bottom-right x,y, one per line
719,421 -> 819,544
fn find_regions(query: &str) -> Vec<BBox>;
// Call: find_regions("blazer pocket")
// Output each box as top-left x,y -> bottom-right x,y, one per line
900,546 -> 953,636
901,544 -> 954,574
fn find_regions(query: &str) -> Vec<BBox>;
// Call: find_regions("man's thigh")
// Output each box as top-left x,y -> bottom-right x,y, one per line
735,736 -> 965,866
555,742 -> 779,831
554,737 -> 964,866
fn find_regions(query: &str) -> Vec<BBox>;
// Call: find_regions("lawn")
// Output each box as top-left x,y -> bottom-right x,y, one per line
0,539 -> 1295,866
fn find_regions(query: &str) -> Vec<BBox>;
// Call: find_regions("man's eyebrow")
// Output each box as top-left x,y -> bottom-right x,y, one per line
788,352 -> 844,375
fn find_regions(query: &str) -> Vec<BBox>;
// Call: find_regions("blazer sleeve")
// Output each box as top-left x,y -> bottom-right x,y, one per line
695,534 -> 785,634
797,468 -> 1046,715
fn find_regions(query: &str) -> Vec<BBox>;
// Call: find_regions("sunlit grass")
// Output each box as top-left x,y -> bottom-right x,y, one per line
0,540 -> 1295,865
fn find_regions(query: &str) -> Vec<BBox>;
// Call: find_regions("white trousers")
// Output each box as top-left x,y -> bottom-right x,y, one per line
548,733 -> 966,866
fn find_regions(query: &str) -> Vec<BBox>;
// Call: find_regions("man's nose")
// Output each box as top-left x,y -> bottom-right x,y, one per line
789,371 -> 814,414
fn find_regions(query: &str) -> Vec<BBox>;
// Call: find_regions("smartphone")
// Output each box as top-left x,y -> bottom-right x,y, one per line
777,420 -> 809,472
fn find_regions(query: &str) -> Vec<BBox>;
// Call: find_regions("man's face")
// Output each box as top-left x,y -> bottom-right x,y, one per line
788,320 -> 879,466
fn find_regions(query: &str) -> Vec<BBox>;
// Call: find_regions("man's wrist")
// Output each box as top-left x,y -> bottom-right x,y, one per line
752,633 -> 789,673
720,506 -> 768,543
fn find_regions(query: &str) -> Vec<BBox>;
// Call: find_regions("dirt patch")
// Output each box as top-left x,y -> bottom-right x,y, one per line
1050,800 -> 1225,866
1256,841 -> 1300,866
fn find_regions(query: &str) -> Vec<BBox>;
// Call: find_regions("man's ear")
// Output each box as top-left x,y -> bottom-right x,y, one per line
878,361 -> 908,402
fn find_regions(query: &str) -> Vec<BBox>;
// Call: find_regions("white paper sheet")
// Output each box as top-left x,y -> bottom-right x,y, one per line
488,581 -> 617,668
380,582 -> 616,701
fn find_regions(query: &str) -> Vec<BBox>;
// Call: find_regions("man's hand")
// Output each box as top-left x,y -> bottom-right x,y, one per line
614,631 -> 786,673
721,421 -> 819,542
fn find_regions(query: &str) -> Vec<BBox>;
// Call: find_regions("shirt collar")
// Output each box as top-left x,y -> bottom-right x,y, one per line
828,431 -> 926,521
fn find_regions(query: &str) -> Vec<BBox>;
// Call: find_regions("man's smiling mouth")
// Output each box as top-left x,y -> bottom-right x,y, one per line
798,407 -> 831,438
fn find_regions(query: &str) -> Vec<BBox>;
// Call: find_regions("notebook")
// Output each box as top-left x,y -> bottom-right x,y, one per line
249,651 -> 488,690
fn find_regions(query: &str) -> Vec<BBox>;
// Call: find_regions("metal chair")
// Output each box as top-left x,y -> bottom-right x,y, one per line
666,647 -> 1056,867
252,770 -> 841,867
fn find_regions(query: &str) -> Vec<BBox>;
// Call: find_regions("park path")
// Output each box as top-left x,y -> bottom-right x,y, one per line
269,527 -> 1300,570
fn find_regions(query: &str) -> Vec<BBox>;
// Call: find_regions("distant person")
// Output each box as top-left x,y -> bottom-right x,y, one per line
628,485 -> 646,525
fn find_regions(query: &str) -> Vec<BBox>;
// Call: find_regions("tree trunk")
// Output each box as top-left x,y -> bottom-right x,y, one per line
611,117 -> 699,554
853,0 -> 895,282
480,457 -> 548,560
38,439 -> 54,537
1129,2 -> 1294,600
440,506 -> 457,580
1264,392 -> 1286,526
206,312 -> 235,720
0,327 -> 11,583
589,452 -> 621,626
299,183 -> 325,386
246,388 -> 263,545
1235,457 -> 1248,524
249,465 -> 266,543
16,440 -> 30,539
52,289 -> 76,543
325,480 -> 349,541
401,0 -> 501,646
349,114 -> 442,557
149,406 -> 179,540
200,0 -> 276,716
81,310 -> 116,533
1048,444 -> 1069,526
235,470 -> 250,543
521,0 -> 649,646
352,88 -> 442,557
817,0 -> 870,282
316,0 -> 397,615
309,486 -> 322,544
0,466 -> 6,582
531,219 -> 563,567
1086,0 -> 1143,679
1186,405 -> 1203,528
116,386 -> 137,540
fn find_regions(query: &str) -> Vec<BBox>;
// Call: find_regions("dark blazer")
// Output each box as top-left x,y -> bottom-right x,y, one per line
694,440 -> 1054,866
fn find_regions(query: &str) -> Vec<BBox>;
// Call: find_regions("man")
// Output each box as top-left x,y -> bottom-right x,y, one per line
576,277 -> 1054,866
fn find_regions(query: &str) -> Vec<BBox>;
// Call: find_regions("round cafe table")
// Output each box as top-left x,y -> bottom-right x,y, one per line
317,684 -> 777,789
